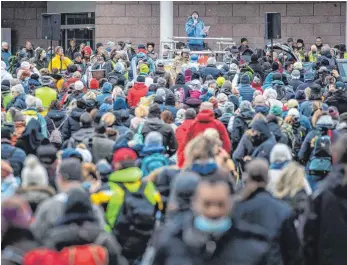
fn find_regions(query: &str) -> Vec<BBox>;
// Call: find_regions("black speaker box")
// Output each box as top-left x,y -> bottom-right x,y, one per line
265,12 -> 281,39
42,13 -> 61,41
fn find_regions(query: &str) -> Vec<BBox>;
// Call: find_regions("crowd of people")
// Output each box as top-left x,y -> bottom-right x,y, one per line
1,33 -> 347,265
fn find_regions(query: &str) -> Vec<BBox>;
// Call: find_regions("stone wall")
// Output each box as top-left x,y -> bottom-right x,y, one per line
1,1 -> 54,51
95,1 -> 346,49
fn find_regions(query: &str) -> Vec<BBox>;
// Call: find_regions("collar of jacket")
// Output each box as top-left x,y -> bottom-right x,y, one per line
109,167 -> 143,183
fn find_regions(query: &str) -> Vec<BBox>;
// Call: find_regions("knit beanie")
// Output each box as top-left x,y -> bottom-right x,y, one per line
136,75 -> 145,83
270,143 -> 292,163
140,64 -> 149,74
291,70 -> 300,80
89,78 -> 99,89
270,105 -> 282,117
223,101 -> 235,114
253,95 -> 266,106
239,100 -> 253,112
240,74 -> 250,85
144,131 -> 163,147
21,155 -> 48,187
185,108 -> 196,119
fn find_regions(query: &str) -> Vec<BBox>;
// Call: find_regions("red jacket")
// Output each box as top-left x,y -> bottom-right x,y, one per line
127,82 -> 148,107
181,109 -> 232,166
176,119 -> 195,168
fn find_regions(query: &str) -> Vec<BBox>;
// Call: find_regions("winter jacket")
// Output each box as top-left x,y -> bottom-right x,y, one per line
83,133 -> 114,163
1,49 -> 11,68
1,175 -> 20,200
254,105 -> 270,116
153,212 -> 270,265
127,82 -> 149,107
170,75 -> 191,104
185,17 -> 206,46
289,79 -> 303,92
43,222 -> 128,265
1,140 -> 26,178
45,110 -> 67,135
325,90 -> 347,114
296,80 -> 315,92
67,126 -> 94,148
304,165 -> 347,265
252,136 -> 277,162
232,134 -> 255,166
21,108 -> 48,138
249,61 -> 265,81
219,113 -> 233,131
231,110 -> 254,151
300,100 -> 328,118
34,86 -> 58,109
182,109 -> 231,160
199,64 -> 222,80
267,118 -> 283,142
142,117 -> 178,156
31,188 -> 106,241
238,84 -> 255,102
6,93 -> 26,111
96,85 -> 113,106
65,46 -> 78,60
16,186 -> 55,213
61,107 -> 86,141
48,54 -> 73,73
263,71 -> 280,89
234,188 -> 303,265
176,119 -> 195,168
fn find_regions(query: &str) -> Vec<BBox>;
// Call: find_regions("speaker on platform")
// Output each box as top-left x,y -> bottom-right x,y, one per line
265,12 -> 281,39
42,13 -> 61,41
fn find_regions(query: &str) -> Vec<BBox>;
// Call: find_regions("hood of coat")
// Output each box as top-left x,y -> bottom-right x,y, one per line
47,109 -> 66,121
72,127 -> 94,142
133,82 -> 148,91
196,109 -> 215,123
145,117 -> 166,131
16,186 -> 55,205
239,109 -> 255,120
109,167 -> 143,182
70,107 -> 86,122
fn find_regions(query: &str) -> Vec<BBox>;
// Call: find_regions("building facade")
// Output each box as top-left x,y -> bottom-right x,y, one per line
2,1 -> 346,52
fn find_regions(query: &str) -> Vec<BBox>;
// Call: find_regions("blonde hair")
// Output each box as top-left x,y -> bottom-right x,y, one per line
183,135 -> 216,167
101,112 -> 116,127
274,162 -> 306,199
135,105 -> 149,118
83,91 -> 96,100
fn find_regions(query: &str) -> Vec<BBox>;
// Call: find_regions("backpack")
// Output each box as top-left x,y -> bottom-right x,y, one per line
141,153 -> 169,177
132,122 -> 144,145
274,83 -> 286,100
48,117 -> 67,145
308,131 -> 332,177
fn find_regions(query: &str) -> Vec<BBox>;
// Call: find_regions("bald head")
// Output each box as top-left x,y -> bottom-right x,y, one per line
200,102 -> 213,111
245,159 -> 269,184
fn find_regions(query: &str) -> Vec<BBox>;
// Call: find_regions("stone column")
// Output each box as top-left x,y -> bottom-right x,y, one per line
160,1 -> 173,56
345,1 -> 347,45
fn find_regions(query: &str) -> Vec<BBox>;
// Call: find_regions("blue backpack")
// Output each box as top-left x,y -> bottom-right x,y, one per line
141,153 -> 169,177
308,132 -> 332,177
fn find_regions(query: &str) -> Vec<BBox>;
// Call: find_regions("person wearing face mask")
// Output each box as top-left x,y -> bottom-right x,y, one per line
1,42 -> 11,69
233,159 -> 303,265
185,11 -> 207,51
238,37 -> 249,54
248,119 -> 276,162
32,48 -> 48,70
315,36 -> 324,54
153,176 -> 271,265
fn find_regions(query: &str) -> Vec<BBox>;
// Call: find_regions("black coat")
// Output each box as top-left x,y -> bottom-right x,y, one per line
142,117 -> 177,156
325,90 -> 347,114
289,79 -> 303,92
43,222 -> 128,265
153,213 -> 270,265
249,61 -> 265,81
233,188 -> 303,265
231,110 -> 254,150
45,109 -> 67,135
303,165 -> 347,265
61,107 -> 86,141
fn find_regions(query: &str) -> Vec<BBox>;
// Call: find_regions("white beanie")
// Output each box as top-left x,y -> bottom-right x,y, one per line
74,80 -> 84,91
10,84 -> 25,94
21,155 -> 48,187
270,143 -> 292,163
21,61 -> 30,70
287,108 -> 300,119
264,88 -> 277,100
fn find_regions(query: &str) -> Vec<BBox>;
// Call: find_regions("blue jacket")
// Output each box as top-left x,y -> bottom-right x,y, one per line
96,83 -> 113,106
1,176 -> 20,200
199,65 -> 221,80
300,101 -> 328,118
163,105 -> 178,119
1,141 -> 26,177
251,136 -> 276,162
1,50 -> 11,68
185,17 -> 206,45
262,71 -> 279,89
238,85 -> 255,102
6,93 -> 27,111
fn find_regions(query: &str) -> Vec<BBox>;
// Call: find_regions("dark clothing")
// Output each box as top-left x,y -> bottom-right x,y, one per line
83,133 -> 115,163
1,140 -> 26,177
232,133 -> 255,166
231,110 -> 254,151
238,84 -> 255,102
267,118 -> 283,142
304,165 -> 347,265
248,61 -> 265,81
251,136 -> 277,162
67,126 -> 94,148
154,213 -> 270,265
200,64 -> 222,80
289,79 -> 303,92
234,188 -> 303,265
325,90 -> 347,114
15,119 -> 44,155
45,109 -> 67,135
6,93 -> 26,111
142,117 -> 177,156
65,46 -> 79,60
16,186 -> 55,213
43,222 -> 128,265
61,107 -> 86,141
282,189 -> 308,221
297,81 -> 315,91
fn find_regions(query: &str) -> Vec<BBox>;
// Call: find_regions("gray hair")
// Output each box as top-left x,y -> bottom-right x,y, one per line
25,95 -> 37,108
207,57 -> 216,65
157,77 -> 167,88
10,84 -> 24,94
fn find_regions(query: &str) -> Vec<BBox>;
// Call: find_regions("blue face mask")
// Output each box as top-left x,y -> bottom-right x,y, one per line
194,215 -> 232,234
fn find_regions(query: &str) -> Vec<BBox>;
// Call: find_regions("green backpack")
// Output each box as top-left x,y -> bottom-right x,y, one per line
132,122 -> 144,145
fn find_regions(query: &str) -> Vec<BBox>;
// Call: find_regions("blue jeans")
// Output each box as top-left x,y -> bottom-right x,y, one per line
189,44 -> 203,51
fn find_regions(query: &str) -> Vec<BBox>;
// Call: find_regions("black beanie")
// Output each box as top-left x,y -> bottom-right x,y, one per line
136,75 -> 145,83
272,62 -> 279,71
149,103 -> 162,118
251,54 -> 258,62
185,108 -> 197,120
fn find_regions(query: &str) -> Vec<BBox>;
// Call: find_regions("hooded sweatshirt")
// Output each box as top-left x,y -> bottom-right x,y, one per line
127,82 -> 149,107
